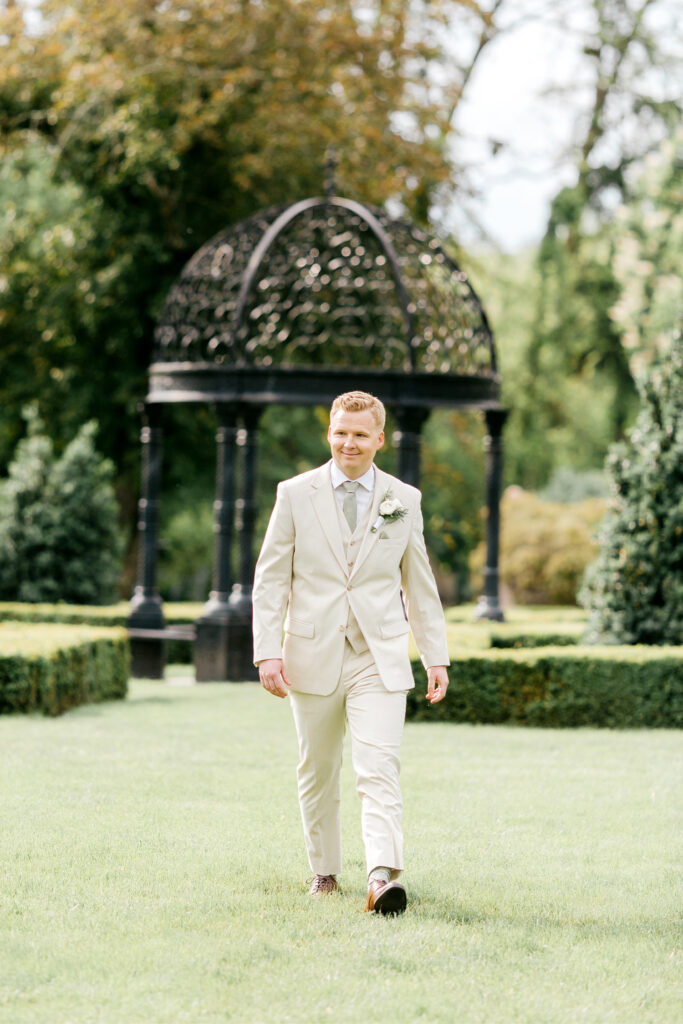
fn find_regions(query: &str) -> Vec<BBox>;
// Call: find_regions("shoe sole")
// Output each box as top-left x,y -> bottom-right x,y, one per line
373,883 -> 407,916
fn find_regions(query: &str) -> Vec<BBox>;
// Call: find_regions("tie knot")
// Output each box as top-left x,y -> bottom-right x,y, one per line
342,481 -> 359,492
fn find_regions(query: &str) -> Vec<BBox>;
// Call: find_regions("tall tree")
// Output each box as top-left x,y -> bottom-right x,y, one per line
0,0 -> 506,498
509,0 -> 680,488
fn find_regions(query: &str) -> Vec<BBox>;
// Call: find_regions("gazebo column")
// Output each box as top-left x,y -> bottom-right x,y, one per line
225,406 -> 262,682
194,405 -> 239,682
394,407 -> 430,488
475,408 -> 509,622
128,404 -> 166,678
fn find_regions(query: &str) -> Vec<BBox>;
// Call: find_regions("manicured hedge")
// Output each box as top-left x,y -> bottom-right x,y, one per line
408,646 -> 683,728
444,621 -> 584,651
0,623 -> 129,716
442,605 -> 587,651
0,601 -> 199,664
489,623 -> 583,648
0,601 -> 203,627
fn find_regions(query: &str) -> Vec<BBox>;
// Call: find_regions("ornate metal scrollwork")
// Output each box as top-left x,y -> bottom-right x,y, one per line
153,198 -> 497,380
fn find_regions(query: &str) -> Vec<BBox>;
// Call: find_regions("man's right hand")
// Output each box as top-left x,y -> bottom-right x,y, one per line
258,658 -> 291,698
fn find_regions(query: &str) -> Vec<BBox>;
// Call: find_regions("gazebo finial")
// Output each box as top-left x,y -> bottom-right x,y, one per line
324,146 -> 337,198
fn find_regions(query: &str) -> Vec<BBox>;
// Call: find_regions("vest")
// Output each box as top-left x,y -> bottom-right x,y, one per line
334,484 -> 372,654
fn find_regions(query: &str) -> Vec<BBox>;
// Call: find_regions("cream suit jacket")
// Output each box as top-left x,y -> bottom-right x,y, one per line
252,461 -> 449,695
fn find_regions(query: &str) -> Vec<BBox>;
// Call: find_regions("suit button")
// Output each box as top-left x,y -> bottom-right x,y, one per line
347,584 -> 352,590
347,561 -> 354,567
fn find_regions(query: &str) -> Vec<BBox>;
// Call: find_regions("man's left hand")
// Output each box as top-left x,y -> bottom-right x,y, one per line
426,665 -> 449,704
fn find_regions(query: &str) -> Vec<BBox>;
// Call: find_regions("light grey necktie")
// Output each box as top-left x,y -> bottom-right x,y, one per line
341,481 -> 360,531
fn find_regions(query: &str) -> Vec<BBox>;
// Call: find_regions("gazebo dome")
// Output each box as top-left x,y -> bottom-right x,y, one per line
150,196 -> 500,408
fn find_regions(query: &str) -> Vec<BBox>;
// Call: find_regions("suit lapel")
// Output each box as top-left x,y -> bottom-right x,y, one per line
310,462 -> 348,575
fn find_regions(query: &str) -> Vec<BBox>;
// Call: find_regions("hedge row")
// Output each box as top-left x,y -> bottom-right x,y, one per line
0,601 -> 202,627
0,623 -> 129,716
408,646 -> 683,728
444,622 -> 584,651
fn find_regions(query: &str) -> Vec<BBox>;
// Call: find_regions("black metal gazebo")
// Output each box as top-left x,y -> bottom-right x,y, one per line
128,191 -> 508,680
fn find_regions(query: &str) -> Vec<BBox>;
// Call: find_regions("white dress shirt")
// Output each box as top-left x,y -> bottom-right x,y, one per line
330,462 -> 375,523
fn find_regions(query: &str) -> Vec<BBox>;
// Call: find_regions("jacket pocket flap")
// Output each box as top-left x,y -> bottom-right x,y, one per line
379,619 -> 410,639
285,617 -> 315,639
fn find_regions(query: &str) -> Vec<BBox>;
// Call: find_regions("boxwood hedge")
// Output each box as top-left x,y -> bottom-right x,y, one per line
0,623 -> 129,716
408,646 -> 683,728
0,601 -> 201,627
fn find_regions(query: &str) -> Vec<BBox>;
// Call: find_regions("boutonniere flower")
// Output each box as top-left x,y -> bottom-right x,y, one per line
371,491 -> 408,533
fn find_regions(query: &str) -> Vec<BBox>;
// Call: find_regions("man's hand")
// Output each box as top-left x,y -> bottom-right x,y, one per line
258,658 -> 291,698
426,665 -> 449,704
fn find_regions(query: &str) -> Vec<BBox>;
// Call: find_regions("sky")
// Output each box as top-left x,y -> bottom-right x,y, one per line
446,0 -> 680,251
445,4 -> 593,251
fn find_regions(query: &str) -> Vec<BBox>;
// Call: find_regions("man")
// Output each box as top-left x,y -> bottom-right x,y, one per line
252,391 -> 449,915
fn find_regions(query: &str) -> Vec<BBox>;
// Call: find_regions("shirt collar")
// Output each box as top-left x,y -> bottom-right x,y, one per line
330,461 -> 375,491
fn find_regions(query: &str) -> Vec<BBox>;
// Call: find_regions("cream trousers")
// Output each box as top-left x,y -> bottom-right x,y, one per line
289,641 -> 407,878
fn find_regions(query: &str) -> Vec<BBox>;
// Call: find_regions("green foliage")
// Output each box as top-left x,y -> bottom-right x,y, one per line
539,466 -> 609,502
470,487 -> 606,605
0,141 -> 155,479
0,414 -> 123,604
0,601 -> 202,626
408,646 -> 683,728
520,188 -> 637,487
439,611 -> 586,653
472,248 -> 629,492
420,410 -> 485,600
0,622 -> 129,715
158,501 -> 214,601
609,132 -> 683,376
0,0 -> 484,500
580,345 -> 683,644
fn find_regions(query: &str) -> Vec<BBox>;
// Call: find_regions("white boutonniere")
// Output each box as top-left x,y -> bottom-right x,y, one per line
371,490 -> 408,533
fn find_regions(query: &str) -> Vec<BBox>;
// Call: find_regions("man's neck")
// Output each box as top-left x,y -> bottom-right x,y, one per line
330,461 -> 375,488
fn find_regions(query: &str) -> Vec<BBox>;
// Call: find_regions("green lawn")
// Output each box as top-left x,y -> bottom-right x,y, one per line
1,675 -> 681,1024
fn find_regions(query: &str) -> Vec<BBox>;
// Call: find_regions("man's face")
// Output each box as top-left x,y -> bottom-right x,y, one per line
327,409 -> 384,479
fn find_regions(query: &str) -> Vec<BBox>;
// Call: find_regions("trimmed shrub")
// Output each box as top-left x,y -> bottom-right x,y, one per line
0,601 -> 202,627
408,646 -> 683,728
0,602 -> 200,665
470,488 -> 607,605
0,414 -> 122,604
580,346 -> 683,644
0,623 -> 129,715
443,620 -> 583,652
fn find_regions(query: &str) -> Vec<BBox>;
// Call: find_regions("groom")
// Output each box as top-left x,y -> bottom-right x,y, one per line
252,391 -> 449,914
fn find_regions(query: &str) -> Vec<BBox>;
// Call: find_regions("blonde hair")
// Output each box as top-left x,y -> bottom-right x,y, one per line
330,391 -> 386,430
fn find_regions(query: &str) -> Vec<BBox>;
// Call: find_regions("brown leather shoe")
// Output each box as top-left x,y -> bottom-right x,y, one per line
308,874 -> 339,896
364,879 -> 407,915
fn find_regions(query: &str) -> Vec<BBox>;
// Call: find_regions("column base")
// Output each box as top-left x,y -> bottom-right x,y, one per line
129,634 -> 167,679
473,594 -> 505,622
128,590 -> 167,679
194,587 -> 258,683
128,589 -> 165,629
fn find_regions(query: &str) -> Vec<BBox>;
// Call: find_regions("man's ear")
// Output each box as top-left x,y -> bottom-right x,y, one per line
378,430 -> 385,448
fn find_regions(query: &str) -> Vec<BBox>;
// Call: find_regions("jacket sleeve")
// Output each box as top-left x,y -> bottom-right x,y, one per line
252,483 -> 295,664
400,493 -> 450,669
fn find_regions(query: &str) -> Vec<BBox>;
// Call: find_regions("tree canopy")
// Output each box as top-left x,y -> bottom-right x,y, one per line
0,0 -> 501,476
